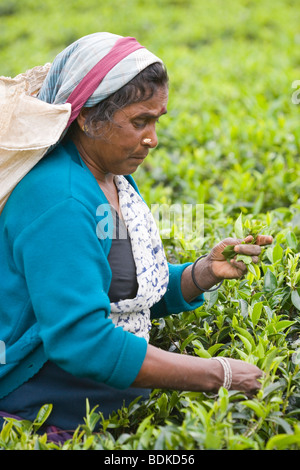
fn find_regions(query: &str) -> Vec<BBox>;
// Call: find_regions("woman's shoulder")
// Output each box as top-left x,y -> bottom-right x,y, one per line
5,143 -> 70,215
3,139 -> 105,231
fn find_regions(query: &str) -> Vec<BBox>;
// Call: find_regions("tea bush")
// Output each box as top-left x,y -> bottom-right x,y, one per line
0,0 -> 299,450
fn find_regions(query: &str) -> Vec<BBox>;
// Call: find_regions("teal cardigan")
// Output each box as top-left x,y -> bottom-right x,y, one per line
0,139 -> 203,399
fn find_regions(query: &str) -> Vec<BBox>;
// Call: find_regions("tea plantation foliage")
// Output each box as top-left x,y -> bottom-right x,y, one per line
1,0 -> 300,450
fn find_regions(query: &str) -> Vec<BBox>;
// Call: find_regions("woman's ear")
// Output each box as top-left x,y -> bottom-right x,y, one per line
76,107 -> 90,131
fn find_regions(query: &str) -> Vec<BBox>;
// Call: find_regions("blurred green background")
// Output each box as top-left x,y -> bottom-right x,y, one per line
1,0 -> 300,218
1,1 -> 300,449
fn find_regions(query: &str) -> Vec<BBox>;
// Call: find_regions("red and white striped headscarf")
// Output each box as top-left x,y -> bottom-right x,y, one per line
38,32 -> 163,127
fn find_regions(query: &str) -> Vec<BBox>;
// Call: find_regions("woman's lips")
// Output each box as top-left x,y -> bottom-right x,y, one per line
130,151 -> 149,160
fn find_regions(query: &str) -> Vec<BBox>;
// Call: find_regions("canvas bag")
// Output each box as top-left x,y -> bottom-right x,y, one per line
0,64 -> 71,214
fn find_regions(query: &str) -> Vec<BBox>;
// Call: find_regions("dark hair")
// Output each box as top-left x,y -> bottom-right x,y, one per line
81,62 -> 168,137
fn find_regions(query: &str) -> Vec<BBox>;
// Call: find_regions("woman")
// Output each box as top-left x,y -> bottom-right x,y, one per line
0,33 -> 272,437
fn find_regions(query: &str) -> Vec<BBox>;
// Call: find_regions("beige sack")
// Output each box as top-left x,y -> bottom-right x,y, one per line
0,64 -> 71,214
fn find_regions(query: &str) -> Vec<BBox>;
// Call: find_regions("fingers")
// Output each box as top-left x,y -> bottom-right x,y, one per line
229,253 -> 260,279
239,234 -> 273,246
243,235 -> 253,244
255,235 -> 273,246
229,259 -> 248,277
234,244 -> 261,256
212,235 -> 273,269
221,235 -> 273,251
234,234 -> 273,255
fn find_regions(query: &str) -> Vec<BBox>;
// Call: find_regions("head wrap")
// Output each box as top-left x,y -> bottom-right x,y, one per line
38,32 -> 163,126
0,32 -> 163,214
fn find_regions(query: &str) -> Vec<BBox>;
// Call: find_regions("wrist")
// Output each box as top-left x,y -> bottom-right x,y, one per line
204,358 -> 224,392
191,255 -> 223,292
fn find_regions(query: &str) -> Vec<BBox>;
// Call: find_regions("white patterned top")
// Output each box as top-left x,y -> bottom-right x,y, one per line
109,175 -> 169,342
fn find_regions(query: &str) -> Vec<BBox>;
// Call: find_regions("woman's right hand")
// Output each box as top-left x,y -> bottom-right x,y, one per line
132,344 -> 263,396
219,358 -> 263,395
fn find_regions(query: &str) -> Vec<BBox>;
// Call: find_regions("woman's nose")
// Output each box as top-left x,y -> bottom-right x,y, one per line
142,126 -> 158,148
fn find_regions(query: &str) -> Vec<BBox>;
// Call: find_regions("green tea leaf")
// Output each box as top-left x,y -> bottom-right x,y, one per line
286,231 -> 298,250
33,404 -> 53,428
233,325 -> 256,349
266,434 -> 300,450
261,347 -> 280,371
275,320 -> 295,332
207,343 -> 224,356
250,262 -> 261,279
236,254 -> 252,265
272,243 -> 283,263
246,223 -> 268,242
234,213 -> 244,239
236,333 -> 253,353
291,289 -> 300,311
137,414 -> 154,434
240,400 -> 266,418
222,245 -> 236,260
263,269 -> 278,292
180,333 -> 198,352
251,301 -> 263,326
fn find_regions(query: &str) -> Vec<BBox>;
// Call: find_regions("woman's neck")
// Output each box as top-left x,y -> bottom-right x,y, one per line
72,135 -> 113,184
72,138 -> 120,214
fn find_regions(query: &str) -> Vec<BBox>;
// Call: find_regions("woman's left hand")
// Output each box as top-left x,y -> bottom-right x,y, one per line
208,235 -> 273,281
181,234 -> 273,302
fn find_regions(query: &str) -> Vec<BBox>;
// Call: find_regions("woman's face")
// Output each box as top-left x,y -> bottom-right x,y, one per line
78,85 -> 169,178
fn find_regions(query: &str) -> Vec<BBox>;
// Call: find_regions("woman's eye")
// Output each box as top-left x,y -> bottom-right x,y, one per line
132,118 -> 160,129
133,120 -> 146,129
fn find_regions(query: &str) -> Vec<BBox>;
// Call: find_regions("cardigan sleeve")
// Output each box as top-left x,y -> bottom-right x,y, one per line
13,197 -> 147,389
150,262 -> 204,319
